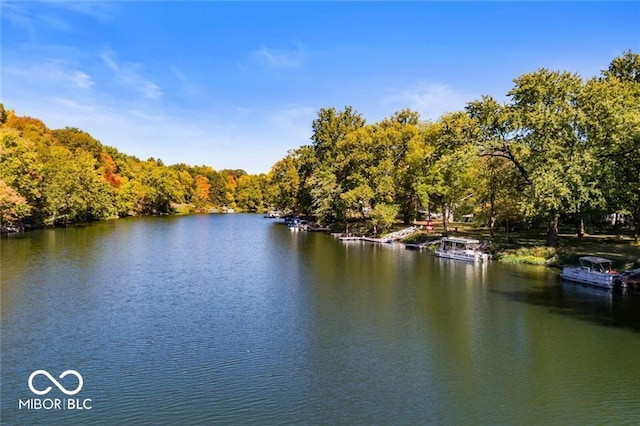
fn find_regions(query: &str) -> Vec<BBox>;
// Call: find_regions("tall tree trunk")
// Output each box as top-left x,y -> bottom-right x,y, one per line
489,189 -> 496,238
577,217 -> 585,239
442,203 -> 449,233
546,214 -> 559,247
634,196 -> 640,244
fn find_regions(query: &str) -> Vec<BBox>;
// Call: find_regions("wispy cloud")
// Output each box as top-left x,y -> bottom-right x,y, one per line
70,70 -> 93,88
101,50 -> 163,100
381,82 -> 472,121
1,0 -> 113,35
170,66 -> 202,97
41,0 -> 114,22
267,105 -> 315,140
1,2 -> 38,37
243,44 -> 305,70
51,97 -> 97,111
4,59 -> 94,89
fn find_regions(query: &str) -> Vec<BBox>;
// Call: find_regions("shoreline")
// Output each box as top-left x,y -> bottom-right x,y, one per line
4,212 -> 640,272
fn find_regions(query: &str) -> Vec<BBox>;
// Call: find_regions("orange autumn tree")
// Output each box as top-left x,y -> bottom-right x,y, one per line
101,152 -> 122,188
193,175 -> 211,208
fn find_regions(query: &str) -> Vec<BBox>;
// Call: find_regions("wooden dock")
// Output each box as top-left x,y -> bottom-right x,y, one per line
337,226 -> 422,245
339,236 -> 363,241
362,237 -> 393,244
338,236 -> 393,244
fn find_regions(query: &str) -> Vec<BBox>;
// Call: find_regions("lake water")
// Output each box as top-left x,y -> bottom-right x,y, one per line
2,214 -> 640,425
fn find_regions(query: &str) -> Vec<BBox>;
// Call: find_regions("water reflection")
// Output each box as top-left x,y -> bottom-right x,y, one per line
434,257 -> 488,286
493,278 -> 640,333
3,216 -> 640,425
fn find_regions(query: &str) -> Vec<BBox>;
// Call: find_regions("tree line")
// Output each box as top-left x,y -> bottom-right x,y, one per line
266,51 -> 640,246
0,108 -> 267,228
1,51 -> 638,246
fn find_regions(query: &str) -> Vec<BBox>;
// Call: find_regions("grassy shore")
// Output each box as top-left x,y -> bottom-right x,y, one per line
396,221 -> 640,271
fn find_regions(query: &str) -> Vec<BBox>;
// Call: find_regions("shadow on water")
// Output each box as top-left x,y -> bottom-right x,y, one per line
493,282 -> 640,333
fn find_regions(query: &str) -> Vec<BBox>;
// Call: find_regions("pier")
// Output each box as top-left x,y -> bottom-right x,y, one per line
338,226 -> 418,245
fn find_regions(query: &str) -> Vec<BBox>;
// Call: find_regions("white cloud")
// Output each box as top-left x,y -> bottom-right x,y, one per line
1,2 -> 32,31
4,60 -> 300,173
42,0 -> 114,22
267,105 -> 315,141
100,50 -> 163,100
69,70 -> 94,89
4,59 -> 94,89
51,98 -> 96,112
21,97 -> 286,172
1,1 -> 113,36
243,44 -> 305,70
170,66 -> 202,97
100,52 -> 118,71
140,82 -> 163,100
381,82 -> 472,121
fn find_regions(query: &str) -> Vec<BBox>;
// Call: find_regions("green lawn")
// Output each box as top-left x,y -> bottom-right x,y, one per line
402,220 -> 640,270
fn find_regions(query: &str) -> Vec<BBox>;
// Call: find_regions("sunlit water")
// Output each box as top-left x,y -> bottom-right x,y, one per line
2,214 -> 640,424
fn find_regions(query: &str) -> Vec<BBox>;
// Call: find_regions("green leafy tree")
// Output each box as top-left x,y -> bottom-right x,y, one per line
425,112 -> 480,232
52,127 -> 103,159
606,50 -> 640,83
308,165 -> 343,224
294,145 -> 320,216
112,177 -> 138,216
466,96 -> 525,235
588,51 -> 640,240
370,203 -> 399,234
0,103 -> 7,125
39,146 -> 113,224
0,128 -> 43,223
235,174 -> 265,211
311,106 -> 365,164
267,151 -> 302,213
511,69 -> 604,245
306,107 -> 366,221
376,110 -> 427,223
138,161 -> 185,214
335,126 -> 376,218
471,69 -> 599,246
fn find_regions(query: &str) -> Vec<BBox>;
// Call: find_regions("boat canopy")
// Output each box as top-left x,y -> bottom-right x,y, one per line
579,256 -> 613,265
441,237 -> 481,245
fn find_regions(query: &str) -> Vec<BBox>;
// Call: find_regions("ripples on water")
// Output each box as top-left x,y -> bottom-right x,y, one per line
2,214 -> 640,425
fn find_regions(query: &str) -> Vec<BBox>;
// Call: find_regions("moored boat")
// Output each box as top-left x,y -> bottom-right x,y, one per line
560,256 -> 622,289
435,237 -> 490,262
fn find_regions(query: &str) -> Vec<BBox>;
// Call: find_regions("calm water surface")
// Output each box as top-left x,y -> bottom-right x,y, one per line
2,214 -> 640,424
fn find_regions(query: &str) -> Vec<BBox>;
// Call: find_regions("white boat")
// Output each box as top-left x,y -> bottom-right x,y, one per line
286,217 -> 307,231
434,237 -> 489,262
560,256 -> 621,289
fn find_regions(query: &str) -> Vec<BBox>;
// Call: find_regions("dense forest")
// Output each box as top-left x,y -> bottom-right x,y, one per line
0,107 -> 268,228
1,51 -> 638,246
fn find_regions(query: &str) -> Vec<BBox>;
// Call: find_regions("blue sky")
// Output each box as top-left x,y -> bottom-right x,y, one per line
2,1 -> 639,174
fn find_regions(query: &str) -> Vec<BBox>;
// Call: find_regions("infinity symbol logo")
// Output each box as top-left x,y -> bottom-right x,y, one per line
28,370 -> 84,396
